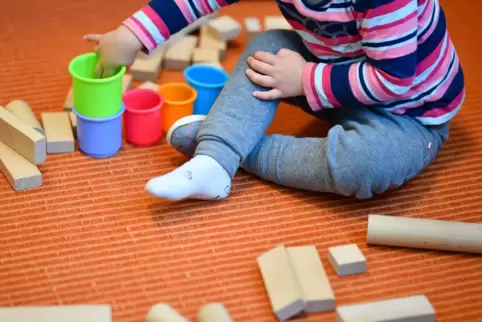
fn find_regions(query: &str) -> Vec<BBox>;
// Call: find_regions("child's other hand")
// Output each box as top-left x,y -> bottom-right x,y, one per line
84,25 -> 143,78
246,49 -> 306,100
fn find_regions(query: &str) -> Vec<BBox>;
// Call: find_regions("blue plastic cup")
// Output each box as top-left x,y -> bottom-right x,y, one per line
183,65 -> 228,115
72,103 -> 125,158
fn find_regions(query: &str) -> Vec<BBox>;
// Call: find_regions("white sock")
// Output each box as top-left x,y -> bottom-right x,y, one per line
145,155 -> 232,201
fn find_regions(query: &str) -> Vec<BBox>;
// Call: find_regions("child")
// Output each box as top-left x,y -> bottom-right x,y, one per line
85,0 -> 464,201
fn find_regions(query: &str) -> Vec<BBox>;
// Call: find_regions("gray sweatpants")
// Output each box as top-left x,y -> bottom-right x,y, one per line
194,30 -> 450,199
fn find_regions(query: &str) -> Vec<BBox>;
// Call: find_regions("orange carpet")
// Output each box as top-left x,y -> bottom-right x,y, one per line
0,1 -> 481,321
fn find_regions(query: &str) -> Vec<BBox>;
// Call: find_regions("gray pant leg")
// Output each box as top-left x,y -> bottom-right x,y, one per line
242,106 -> 450,199
194,30 -> 314,177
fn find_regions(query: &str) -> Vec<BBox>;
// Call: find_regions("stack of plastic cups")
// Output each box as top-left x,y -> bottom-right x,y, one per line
68,53 -> 126,158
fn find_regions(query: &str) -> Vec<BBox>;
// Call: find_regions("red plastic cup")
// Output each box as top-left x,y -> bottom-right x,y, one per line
123,88 -> 164,146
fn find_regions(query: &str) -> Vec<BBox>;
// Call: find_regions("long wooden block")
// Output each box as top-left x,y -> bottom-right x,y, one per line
69,112 -> 77,138
0,106 -> 47,165
0,141 -> 42,191
257,245 -> 307,321
5,100 -> 44,135
146,303 -> 190,322
265,16 -> 292,30
198,303 -> 233,322
164,36 -> 198,70
327,244 -> 367,276
0,305 -> 112,322
192,47 -> 220,64
41,112 -> 75,153
335,295 -> 435,322
367,214 -> 482,254
206,15 -> 241,41
287,245 -> 336,312
130,48 -> 165,82
63,86 -> 74,111
199,26 -> 227,58
245,17 -> 261,40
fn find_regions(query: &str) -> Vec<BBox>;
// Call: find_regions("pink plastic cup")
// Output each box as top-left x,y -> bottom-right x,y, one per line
123,88 -> 164,146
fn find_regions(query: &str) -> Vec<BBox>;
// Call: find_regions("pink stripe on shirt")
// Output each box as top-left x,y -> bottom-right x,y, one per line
123,17 -> 156,52
142,5 -> 171,39
174,0 -> 196,23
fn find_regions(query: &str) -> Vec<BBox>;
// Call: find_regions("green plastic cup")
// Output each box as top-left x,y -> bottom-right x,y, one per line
68,52 -> 126,118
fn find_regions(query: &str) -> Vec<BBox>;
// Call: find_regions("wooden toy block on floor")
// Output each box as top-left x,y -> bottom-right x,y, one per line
257,244 -> 307,321
129,48 -> 165,82
146,303 -> 189,322
69,112 -> 77,138
245,17 -> 261,40
0,305 -> 112,322
0,141 -> 42,191
139,81 -> 159,91
206,15 -> 241,41
327,244 -> 366,276
287,245 -> 336,312
5,100 -> 44,135
0,106 -> 47,165
122,74 -> 133,92
367,214 -> 482,254
265,16 -> 292,30
198,303 -> 233,322
199,26 -> 227,58
164,36 -> 198,70
192,47 -> 220,64
335,295 -> 435,322
41,112 -> 75,153
63,86 -> 73,111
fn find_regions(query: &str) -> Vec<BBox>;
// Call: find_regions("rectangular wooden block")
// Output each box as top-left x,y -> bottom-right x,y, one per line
0,305 -> 112,322
63,86 -> 74,111
336,295 -> 435,322
122,74 -> 133,92
0,106 -> 47,165
257,245 -> 307,321
199,26 -> 227,59
245,17 -> 261,40
69,112 -> 77,138
206,15 -> 241,41
328,244 -> 366,276
265,16 -> 292,30
0,141 -> 42,191
192,47 -> 220,63
130,47 -> 165,82
41,112 -> 75,153
164,36 -> 198,70
287,245 -> 336,312
139,81 -> 159,91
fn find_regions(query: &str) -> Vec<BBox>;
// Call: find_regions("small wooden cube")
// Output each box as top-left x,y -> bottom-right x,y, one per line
265,16 -> 291,30
199,26 -> 227,58
138,81 -> 159,91
245,17 -> 261,40
41,112 -> 75,153
164,36 -> 198,70
192,47 -> 220,64
130,47 -> 165,82
206,15 -> 241,41
328,244 -> 366,276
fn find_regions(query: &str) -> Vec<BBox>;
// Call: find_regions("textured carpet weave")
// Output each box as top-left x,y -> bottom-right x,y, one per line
0,0 -> 481,321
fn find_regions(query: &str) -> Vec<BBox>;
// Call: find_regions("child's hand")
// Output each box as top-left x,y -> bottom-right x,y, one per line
84,25 -> 143,78
246,49 -> 306,100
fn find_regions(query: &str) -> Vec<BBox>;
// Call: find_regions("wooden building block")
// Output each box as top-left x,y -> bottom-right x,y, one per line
335,295 -> 435,322
367,214 -> 482,254
41,112 -> 75,153
146,303 -> 189,322
192,47 -> 220,63
198,303 -> 233,322
327,244 -> 366,276
0,106 -> 47,165
0,305 -> 112,322
63,86 -> 74,111
139,81 -> 159,91
164,36 -> 198,70
122,74 -> 133,92
245,17 -> 261,40
257,245 -> 307,321
0,141 -> 42,191
287,246 -> 336,312
199,26 -> 227,58
5,100 -> 44,135
265,16 -> 292,30
69,112 -> 77,138
130,48 -> 165,82
206,15 -> 241,41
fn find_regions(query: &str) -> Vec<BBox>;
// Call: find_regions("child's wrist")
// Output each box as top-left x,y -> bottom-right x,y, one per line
117,25 -> 144,52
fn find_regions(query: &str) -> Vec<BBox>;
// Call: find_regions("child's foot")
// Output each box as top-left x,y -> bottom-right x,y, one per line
145,155 -> 231,201
167,115 -> 206,157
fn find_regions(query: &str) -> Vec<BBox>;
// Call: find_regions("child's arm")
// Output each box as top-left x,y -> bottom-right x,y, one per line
123,0 -> 240,54
302,0 -> 418,110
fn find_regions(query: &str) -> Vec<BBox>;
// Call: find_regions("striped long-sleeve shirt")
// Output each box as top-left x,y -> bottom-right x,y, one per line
123,0 -> 465,125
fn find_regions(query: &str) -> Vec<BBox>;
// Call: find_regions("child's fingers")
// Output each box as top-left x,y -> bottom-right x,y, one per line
94,62 -> 104,79
245,69 -> 276,88
253,89 -> 283,100
252,51 -> 277,65
102,66 -> 117,78
84,34 -> 102,43
247,57 -> 273,75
